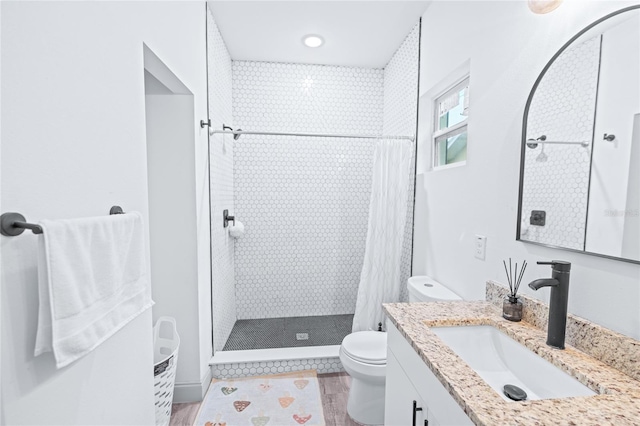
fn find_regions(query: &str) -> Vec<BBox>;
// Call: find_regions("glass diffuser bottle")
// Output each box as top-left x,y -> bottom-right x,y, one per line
502,258 -> 527,322
503,295 -> 523,322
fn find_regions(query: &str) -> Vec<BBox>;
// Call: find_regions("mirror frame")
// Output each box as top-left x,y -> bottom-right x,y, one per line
516,5 -> 640,265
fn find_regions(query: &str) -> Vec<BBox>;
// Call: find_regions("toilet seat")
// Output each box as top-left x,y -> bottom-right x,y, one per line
341,331 -> 387,365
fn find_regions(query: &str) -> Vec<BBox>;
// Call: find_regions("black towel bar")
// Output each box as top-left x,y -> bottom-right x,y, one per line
0,206 -> 125,237
223,209 -> 235,228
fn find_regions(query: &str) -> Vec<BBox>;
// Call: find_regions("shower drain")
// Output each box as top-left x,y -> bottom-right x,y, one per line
296,333 -> 309,341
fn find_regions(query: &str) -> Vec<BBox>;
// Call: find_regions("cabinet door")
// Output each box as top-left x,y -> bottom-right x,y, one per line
387,321 -> 473,426
385,350 -> 428,426
427,411 -> 440,426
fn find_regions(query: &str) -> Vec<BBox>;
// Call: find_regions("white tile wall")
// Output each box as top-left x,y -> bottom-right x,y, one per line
212,357 -> 343,379
522,36 -> 600,250
383,23 -> 420,302
232,62 -> 385,134
207,8 -> 237,352
207,20 -> 420,356
232,62 -> 385,320
383,23 -> 421,137
231,25 -> 421,320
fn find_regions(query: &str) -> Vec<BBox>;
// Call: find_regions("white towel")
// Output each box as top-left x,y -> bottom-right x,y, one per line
34,211 -> 153,368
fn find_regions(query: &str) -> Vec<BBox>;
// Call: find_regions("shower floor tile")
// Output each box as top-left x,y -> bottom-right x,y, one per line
223,314 -> 354,351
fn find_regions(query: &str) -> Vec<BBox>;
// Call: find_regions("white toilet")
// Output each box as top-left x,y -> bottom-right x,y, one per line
340,276 -> 462,425
407,275 -> 462,303
339,331 -> 387,425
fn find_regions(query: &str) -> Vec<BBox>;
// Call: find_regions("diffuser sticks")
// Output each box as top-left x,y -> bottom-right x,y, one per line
503,258 -> 527,299
502,258 -> 527,322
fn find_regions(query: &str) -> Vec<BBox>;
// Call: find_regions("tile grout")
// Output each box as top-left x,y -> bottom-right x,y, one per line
223,314 -> 353,351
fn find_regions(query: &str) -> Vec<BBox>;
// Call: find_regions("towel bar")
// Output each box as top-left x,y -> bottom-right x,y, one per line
223,209 -> 235,228
0,206 -> 126,237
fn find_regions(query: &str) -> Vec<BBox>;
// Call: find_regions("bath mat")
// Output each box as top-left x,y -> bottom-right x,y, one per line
194,370 -> 325,426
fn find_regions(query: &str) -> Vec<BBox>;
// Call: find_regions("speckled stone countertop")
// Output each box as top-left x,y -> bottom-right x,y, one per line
383,300 -> 640,425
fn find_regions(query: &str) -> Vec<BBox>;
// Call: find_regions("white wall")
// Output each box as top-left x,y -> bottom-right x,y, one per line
0,2 -> 4,419
145,92 -> 203,397
1,1 -> 211,422
415,1 -> 640,340
622,114 -> 640,259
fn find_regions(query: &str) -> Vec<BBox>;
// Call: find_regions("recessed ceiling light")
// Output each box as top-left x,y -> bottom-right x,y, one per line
303,35 -> 324,48
528,0 -> 563,14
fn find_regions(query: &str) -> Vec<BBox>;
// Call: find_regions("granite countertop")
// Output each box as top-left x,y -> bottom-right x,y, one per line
383,300 -> 640,425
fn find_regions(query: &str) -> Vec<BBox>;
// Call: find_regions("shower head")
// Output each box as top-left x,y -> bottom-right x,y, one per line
536,144 -> 548,162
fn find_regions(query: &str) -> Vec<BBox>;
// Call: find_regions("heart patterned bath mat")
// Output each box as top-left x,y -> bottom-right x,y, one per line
194,370 -> 325,426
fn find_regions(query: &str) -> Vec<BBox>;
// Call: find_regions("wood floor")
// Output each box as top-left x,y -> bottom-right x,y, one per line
318,372 -> 362,426
169,372 -> 361,426
169,401 -> 199,426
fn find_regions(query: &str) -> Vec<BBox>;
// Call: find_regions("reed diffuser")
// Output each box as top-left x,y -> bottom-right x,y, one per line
502,258 -> 527,322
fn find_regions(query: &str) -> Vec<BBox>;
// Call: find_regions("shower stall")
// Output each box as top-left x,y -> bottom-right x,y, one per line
206,5 -> 421,372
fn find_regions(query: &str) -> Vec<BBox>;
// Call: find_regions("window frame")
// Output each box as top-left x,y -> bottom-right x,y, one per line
432,76 -> 470,170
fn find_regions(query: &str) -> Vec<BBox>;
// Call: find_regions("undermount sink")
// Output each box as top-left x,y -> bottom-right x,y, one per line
431,325 -> 597,402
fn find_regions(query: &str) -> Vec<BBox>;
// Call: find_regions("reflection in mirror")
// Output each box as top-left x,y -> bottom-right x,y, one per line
518,6 -> 640,263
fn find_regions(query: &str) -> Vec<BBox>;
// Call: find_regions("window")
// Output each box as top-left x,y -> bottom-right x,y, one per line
433,77 -> 469,168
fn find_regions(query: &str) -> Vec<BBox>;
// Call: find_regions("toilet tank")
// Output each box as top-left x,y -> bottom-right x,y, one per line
407,276 -> 462,302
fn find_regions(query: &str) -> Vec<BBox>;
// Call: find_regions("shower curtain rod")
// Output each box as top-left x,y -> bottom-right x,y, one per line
209,129 -> 415,142
526,140 -> 590,148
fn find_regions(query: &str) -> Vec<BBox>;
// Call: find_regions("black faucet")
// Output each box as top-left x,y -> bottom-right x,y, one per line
528,260 -> 571,349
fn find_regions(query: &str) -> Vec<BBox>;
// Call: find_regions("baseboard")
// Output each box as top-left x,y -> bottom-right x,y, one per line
172,368 -> 213,403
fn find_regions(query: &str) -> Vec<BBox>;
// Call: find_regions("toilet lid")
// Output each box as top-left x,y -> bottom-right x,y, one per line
341,331 -> 387,365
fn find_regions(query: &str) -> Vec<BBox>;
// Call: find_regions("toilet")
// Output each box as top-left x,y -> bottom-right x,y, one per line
339,331 -> 387,425
340,276 -> 462,425
407,275 -> 462,303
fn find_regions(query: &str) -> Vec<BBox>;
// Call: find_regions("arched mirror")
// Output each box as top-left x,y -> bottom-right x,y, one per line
517,5 -> 640,264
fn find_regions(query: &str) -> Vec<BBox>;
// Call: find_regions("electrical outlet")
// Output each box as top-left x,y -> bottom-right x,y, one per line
475,235 -> 487,260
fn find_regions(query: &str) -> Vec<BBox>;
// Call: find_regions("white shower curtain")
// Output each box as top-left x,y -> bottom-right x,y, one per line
352,139 -> 413,332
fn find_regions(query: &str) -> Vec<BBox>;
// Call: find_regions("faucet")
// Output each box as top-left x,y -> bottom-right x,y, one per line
528,260 -> 571,349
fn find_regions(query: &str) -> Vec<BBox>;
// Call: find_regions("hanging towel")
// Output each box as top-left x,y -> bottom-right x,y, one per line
34,211 -> 153,368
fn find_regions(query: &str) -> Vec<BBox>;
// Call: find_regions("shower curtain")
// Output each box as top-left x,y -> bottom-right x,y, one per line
352,139 -> 413,332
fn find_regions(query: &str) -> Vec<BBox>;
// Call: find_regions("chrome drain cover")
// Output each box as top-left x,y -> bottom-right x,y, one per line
503,384 -> 527,401
296,333 -> 309,341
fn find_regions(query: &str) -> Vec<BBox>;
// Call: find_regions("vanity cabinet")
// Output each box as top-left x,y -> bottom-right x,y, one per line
386,350 -> 435,426
385,320 -> 473,426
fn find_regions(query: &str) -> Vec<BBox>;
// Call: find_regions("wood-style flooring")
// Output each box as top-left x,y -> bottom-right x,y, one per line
318,372 -> 361,426
169,372 -> 361,426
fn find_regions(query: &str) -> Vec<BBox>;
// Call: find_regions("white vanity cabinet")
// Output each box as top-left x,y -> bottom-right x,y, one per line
384,320 -> 473,426
386,350 -> 434,426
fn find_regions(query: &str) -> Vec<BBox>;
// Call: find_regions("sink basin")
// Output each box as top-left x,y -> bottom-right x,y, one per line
431,325 -> 597,402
